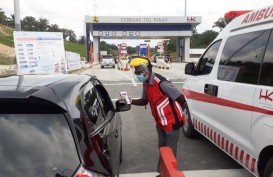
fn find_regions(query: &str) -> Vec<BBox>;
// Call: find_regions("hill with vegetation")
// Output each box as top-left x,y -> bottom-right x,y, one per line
0,24 -> 87,65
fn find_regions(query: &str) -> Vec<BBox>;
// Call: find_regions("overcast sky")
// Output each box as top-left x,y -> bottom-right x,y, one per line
1,0 -> 272,46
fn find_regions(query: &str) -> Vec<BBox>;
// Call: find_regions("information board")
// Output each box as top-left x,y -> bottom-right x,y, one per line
14,32 -> 67,75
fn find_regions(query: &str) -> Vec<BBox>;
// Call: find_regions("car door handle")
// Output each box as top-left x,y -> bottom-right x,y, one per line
204,84 -> 218,96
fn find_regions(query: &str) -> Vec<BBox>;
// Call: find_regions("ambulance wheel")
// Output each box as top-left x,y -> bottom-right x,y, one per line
182,102 -> 198,138
264,157 -> 273,177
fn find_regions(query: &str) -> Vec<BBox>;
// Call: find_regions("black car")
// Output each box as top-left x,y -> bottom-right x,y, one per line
0,74 -> 130,177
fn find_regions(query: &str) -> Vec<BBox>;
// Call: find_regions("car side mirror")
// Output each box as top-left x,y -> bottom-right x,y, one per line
115,100 -> 131,112
185,63 -> 195,75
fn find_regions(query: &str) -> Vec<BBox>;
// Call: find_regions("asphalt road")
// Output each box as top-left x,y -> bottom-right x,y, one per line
81,63 -> 254,176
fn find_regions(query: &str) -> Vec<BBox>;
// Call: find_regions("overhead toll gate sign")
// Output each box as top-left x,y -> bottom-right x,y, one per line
86,16 -> 201,24
85,14 -> 202,63
86,16 -> 201,38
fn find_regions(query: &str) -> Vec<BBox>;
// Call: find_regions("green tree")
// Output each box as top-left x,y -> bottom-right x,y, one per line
199,30 -> 219,47
212,17 -> 232,31
7,14 -> 14,27
0,8 -> 7,23
190,28 -> 218,48
48,24 -> 60,32
109,43 -> 118,51
61,28 -> 69,40
77,35 -> 85,44
100,41 -> 109,52
22,16 -> 37,31
167,37 -> 176,53
190,27 -> 201,48
192,27 -> 198,35
67,29 -> 76,42
127,46 -> 137,55
36,18 -> 49,31
191,33 -> 201,48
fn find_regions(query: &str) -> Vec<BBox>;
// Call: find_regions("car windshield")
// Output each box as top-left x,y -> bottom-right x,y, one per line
0,114 -> 79,177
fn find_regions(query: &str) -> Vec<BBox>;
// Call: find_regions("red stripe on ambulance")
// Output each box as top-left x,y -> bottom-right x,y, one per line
192,118 -> 257,174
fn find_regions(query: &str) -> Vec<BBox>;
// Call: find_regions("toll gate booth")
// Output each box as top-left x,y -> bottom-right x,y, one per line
85,16 -> 201,63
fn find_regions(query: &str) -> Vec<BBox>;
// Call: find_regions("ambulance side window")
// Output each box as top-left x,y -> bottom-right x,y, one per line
196,40 -> 221,75
217,29 -> 270,84
259,29 -> 273,86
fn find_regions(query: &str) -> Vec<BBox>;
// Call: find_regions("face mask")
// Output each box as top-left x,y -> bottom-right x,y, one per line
136,73 -> 147,82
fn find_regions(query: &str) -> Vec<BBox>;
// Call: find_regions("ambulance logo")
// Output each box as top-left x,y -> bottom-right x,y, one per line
259,89 -> 273,101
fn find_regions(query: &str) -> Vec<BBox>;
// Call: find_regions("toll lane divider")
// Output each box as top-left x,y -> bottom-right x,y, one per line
160,147 -> 185,177
155,59 -> 171,69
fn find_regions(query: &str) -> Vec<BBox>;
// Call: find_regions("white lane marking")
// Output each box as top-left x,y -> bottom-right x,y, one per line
154,67 -> 185,76
111,97 -> 140,101
119,169 -> 254,177
104,81 -> 184,86
116,70 -> 137,86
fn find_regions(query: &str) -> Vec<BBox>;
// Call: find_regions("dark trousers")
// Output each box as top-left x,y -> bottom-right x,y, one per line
156,126 -> 181,172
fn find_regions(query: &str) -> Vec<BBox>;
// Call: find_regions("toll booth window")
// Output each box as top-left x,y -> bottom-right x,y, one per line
259,29 -> 273,86
217,29 -> 270,84
196,40 -> 221,75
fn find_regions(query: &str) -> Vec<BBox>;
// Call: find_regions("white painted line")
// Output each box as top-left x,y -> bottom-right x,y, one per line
119,169 -> 254,177
111,97 -> 140,101
103,82 -> 143,86
117,70 -> 137,86
154,67 -> 185,77
104,81 -> 184,86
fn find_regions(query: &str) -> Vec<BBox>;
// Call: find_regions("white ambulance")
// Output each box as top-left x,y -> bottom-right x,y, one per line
182,4 -> 273,177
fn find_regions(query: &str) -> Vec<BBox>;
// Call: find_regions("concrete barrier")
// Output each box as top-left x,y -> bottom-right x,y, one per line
160,147 -> 185,177
155,59 -> 171,69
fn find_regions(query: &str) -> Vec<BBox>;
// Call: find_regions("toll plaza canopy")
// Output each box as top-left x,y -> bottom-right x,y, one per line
85,16 -> 202,62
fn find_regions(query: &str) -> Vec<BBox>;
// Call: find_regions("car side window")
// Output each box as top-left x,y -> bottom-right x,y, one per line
83,89 -> 105,128
196,40 -> 221,75
93,84 -> 114,115
82,82 -> 114,130
259,29 -> 273,86
217,29 -> 270,84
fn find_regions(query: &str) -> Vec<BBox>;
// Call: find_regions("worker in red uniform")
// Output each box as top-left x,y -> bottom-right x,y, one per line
128,57 -> 186,176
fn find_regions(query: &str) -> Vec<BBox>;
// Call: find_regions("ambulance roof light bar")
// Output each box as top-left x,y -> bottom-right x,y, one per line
224,10 -> 252,19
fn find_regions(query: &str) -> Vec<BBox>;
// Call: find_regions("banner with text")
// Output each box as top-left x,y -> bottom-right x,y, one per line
14,31 -> 67,75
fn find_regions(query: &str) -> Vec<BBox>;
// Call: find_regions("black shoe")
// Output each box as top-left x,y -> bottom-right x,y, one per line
156,175 -> 161,177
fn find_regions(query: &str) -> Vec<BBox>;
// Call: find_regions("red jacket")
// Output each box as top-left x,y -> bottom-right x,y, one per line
144,74 -> 185,131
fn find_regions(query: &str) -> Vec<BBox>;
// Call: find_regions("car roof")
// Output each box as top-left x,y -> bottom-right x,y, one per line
0,74 -> 92,116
